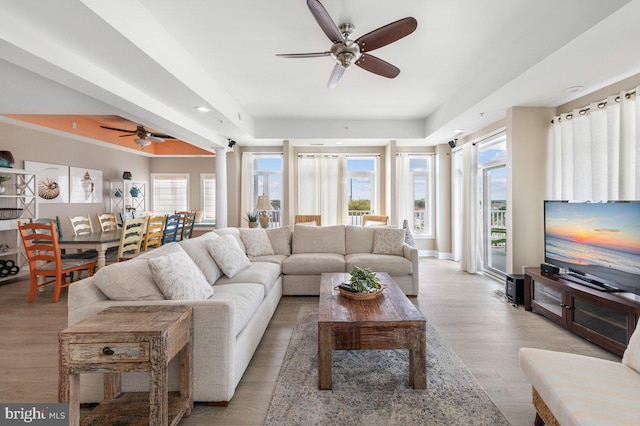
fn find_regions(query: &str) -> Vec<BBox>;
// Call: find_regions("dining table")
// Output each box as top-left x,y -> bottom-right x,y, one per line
58,230 -> 122,270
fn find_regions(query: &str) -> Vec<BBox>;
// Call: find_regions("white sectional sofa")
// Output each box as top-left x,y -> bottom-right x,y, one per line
68,223 -> 418,404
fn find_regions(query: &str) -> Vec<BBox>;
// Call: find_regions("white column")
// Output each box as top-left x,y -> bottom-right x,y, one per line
215,148 -> 228,228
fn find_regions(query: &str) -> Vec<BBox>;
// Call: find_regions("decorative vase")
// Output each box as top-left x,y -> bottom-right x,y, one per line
129,186 -> 140,197
114,188 -> 122,197
402,219 -> 415,247
249,221 -> 259,229
122,171 -> 132,180
0,151 -> 15,168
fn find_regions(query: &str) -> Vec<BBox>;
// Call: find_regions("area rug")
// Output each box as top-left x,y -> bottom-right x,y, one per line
264,305 -> 509,426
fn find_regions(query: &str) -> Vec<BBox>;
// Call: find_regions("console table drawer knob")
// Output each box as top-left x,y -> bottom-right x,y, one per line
102,347 -> 114,356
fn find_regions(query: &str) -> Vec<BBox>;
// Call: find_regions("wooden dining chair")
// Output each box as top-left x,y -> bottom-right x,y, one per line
18,221 -> 96,303
69,215 -> 94,236
162,214 -> 180,244
179,211 -> 196,240
96,213 -> 118,232
294,215 -> 322,226
143,215 -> 166,251
116,217 -> 147,260
362,215 -> 389,226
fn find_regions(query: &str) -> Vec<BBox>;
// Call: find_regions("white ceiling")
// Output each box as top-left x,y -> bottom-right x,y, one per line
0,0 -> 639,151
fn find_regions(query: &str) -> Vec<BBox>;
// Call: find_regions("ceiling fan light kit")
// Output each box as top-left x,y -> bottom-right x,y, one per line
277,0 -> 417,88
134,138 -> 151,147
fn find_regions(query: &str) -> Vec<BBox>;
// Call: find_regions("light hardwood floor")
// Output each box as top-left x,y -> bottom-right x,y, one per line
0,258 -> 619,425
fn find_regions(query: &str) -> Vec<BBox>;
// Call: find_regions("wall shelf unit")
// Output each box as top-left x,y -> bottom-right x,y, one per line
109,180 -> 146,218
0,168 -> 37,283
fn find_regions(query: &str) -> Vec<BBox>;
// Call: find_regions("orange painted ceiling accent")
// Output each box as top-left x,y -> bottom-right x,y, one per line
5,114 -> 213,156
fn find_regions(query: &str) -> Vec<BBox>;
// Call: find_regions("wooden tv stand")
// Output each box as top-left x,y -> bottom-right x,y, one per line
524,267 -> 640,356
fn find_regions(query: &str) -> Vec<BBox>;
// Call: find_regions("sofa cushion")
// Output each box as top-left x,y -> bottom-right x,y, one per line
136,241 -> 183,259
239,228 -> 275,258
520,347 -> 640,426
215,262 -> 281,295
345,225 -> 375,254
266,226 -> 291,255
250,254 -> 287,270
206,234 -> 251,278
622,326 -> 640,373
177,232 -> 223,284
215,227 -> 246,252
345,253 -> 412,275
93,258 -> 164,301
148,248 -> 214,300
292,224 -> 346,255
283,253 -> 346,275
210,284 -> 264,336
373,227 -> 405,256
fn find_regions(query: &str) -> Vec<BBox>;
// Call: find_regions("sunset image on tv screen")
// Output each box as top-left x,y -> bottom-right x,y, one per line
545,202 -> 640,276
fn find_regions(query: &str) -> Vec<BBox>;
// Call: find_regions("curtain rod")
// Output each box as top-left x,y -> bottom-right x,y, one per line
551,90 -> 636,124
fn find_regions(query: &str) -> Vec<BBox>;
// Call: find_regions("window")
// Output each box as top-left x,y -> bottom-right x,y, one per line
201,174 -> 215,221
298,154 -> 379,225
246,154 -> 282,227
397,154 -> 434,236
347,157 -> 378,225
151,173 -> 189,215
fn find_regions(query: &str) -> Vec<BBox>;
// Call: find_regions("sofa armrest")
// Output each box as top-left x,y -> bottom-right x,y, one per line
403,243 -> 420,295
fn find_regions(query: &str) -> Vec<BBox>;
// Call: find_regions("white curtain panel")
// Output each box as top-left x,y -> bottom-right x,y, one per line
396,153 -> 413,228
550,86 -> 639,201
297,155 -> 343,225
460,142 -> 481,273
240,152 -> 253,227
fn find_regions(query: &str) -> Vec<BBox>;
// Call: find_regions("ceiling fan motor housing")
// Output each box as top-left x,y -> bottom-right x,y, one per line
330,39 -> 361,68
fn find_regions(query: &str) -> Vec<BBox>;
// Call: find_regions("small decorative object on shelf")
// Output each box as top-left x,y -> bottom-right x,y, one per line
129,186 -> 140,197
0,244 -> 8,252
244,211 -> 259,228
122,171 -> 132,180
0,174 -> 11,194
0,151 -> 14,168
114,188 -> 122,197
337,266 -> 384,300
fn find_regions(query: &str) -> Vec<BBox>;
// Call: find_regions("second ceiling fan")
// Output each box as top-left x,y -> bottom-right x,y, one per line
100,124 -> 176,147
277,0 -> 417,88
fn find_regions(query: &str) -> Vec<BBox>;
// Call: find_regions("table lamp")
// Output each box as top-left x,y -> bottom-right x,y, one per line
255,195 -> 272,229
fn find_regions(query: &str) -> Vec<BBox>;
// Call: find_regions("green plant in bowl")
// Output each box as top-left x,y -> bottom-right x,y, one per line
348,266 -> 381,293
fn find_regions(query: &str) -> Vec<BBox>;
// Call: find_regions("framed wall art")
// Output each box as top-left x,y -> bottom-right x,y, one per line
69,167 -> 102,203
24,161 -> 69,204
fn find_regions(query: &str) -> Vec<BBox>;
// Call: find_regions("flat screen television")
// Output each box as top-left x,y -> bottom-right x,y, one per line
544,200 -> 640,295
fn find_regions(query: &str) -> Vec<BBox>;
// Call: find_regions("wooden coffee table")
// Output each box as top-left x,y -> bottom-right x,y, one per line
318,272 -> 426,390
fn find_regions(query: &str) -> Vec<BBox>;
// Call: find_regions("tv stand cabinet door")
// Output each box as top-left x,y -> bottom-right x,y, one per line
566,290 -> 632,356
527,277 -> 566,326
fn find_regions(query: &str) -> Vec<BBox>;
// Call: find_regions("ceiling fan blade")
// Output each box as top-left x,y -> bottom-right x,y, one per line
276,52 -> 331,58
327,63 -> 346,89
355,54 -> 400,78
307,0 -> 344,44
118,133 -> 136,137
100,125 -> 136,133
149,132 -> 175,139
355,17 -> 417,53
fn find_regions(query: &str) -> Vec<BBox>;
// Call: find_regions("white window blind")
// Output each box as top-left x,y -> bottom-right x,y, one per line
152,173 -> 189,215
201,174 -> 216,220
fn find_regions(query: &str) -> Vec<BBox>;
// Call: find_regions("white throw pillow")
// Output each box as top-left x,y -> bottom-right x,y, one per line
622,325 -> 640,373
178,232 -> 223,284
239,228 -> 275,258
94,258 -> 164,301
206,234 -> 251,278
372,227 -> 406,256
148,248 -> 213,300
266,226 -> 291,255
